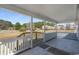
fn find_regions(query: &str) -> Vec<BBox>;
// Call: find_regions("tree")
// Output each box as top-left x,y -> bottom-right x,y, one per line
19,23 -> 27,32
6,21 -> 13,27
34,22 -> 44,29
0,19 -> 13,30
22,23 -> 27,29
15,22 -> 21,30
46,21 -> 55,26
19,27 -> 26,32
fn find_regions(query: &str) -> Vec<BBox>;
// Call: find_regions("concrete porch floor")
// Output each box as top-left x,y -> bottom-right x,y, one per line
19,47 -> 53,55
46,38 -> 79,54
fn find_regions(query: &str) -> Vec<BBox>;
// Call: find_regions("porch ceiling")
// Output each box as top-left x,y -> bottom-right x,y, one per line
0,4 -> 77,23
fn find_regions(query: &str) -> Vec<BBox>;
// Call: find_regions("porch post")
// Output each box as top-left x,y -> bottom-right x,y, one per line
76,5 -> 79,40
43,20 -> 46,42
30,16 -> 33,48
56,22 -> 58,39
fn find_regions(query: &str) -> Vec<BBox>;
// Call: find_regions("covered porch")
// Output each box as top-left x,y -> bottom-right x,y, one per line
0,4 -> 79,55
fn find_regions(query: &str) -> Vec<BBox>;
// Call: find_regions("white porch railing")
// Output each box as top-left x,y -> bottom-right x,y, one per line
0,35 -> 31,55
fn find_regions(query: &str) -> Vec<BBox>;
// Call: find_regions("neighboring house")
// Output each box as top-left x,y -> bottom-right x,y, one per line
42,25 -> 56,30
8,27 -> 15,30
57,23 -> 76,30
57,25 -> 65,30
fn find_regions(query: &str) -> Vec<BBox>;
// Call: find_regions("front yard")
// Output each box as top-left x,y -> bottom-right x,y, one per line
0,30 -> 22,39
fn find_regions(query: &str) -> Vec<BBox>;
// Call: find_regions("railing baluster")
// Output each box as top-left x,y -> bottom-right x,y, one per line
16,40 -> 19,51
8,43 -> 10,54
10,42 -> 11,50
1,45 -> 2,55
12,41 -> 15,52
12,41 -> 15,53
7,43 -> 9,54
11,42 -> 12,52
0,45 -> 1,55
11,42 -> 13,52
6,43 -> 8,55
9,42 -> 13,54
18,40 -> 20,50
23,34 -> 25,48
22,39 -> 24,49
20,40 -> 22,49
3,44 -> 5,55
5,43 -> 7,55
11,42 -> 14,54
4,43 -> 6,55
7,43 -> 9,55
14,41 -> 17,52
2,44 -> 3,55
18,40 -> 19,50
24,38 -> 26,48
21,39 -> 23,49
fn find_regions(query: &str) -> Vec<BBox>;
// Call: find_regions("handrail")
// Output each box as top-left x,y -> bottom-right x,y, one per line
18,32 -> 43,37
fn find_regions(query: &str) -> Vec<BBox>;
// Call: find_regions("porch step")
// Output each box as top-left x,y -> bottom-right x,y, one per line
38,43 -> 50,49
48,47 -> 70,55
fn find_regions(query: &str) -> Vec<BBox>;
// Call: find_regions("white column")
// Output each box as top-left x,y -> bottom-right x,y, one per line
56,22 -> 58,39
43,20 -> 46,42
76,5 -> 79,40
30,16 -> 33,48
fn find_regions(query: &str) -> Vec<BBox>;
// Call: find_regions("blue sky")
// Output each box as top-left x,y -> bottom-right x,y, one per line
0,8 -> 42,24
